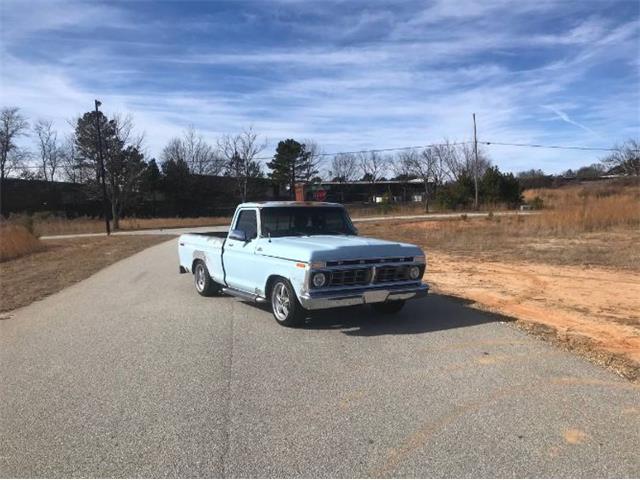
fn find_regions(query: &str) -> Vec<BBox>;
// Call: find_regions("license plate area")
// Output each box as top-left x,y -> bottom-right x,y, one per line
363,290 -> 389,304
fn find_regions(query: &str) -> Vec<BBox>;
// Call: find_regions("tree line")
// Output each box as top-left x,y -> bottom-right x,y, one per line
1,105 -> 638,220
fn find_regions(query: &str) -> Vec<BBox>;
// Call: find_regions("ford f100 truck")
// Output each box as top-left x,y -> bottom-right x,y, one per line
178,202 -> 428,327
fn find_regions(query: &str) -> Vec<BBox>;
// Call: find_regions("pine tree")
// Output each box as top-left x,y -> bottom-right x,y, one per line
267,139 -> 312,199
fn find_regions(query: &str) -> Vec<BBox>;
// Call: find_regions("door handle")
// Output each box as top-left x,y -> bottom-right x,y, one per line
227,243 -> 234,247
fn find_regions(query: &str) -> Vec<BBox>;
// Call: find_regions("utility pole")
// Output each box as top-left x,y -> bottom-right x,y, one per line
291,155 -> 296,200
472,113 -> 479,210
94,100 -> 110,235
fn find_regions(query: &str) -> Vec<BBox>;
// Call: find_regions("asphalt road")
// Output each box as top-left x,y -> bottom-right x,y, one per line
1,239 -> 638,478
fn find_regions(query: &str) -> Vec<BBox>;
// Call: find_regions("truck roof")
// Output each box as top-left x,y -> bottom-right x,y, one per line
238,201 -> 344,209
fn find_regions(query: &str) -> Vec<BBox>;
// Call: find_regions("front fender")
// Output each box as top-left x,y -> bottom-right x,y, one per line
259,256 -> 308,301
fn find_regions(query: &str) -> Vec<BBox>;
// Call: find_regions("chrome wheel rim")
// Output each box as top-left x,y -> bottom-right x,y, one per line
272,282 -> 291,321
195,264 -> 206,292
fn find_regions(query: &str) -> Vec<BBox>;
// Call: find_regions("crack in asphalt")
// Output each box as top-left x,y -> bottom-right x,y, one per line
220,306 -> 236,478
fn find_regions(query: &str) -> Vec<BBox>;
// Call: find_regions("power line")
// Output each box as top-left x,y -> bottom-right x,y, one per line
252,141 -> 474,160
479,141 -> 620,152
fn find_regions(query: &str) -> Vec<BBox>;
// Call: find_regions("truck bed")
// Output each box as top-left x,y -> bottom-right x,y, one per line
188,231 -> 228,238
178,232 -> 227,283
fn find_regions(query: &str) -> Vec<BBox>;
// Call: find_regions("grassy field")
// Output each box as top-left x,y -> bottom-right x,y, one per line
0,235 -> 173,313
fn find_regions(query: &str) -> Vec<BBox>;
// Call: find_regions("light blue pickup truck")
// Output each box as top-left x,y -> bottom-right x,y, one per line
178,202 -> 428,326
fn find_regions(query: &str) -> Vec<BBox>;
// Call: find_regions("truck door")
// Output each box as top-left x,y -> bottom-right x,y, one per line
223,208 -> 259,293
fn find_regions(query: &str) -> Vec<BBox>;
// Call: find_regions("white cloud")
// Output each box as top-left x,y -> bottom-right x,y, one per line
542,105 -> 599,137
1,0 -> 638,175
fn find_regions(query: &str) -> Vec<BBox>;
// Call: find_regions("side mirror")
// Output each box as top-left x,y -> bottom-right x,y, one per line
229,229 -> 247,242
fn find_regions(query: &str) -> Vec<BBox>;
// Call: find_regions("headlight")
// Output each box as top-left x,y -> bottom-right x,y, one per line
312,272 -> 327,288
408,265 -> 421,280
414,255 -> 426,264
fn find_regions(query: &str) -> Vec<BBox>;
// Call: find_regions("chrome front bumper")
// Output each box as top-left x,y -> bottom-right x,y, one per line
299,283 -> 429,310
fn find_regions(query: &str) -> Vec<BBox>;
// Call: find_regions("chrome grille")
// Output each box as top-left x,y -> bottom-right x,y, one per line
328,268 -> 371,287
326,257 -> 413,267
374,265 -> 410,284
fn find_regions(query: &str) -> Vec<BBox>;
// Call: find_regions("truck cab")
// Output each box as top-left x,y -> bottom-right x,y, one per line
178,202 -> 428,326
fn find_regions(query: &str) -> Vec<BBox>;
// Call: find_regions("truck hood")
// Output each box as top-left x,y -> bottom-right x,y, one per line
259,235 -> 423,263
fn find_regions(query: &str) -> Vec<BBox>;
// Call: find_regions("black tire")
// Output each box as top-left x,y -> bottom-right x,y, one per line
372,300 -> 406,314
270,278 -> 305,327
193,260 -> 220,297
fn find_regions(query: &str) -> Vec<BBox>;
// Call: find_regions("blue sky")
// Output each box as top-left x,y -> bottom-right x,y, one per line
1,0 -> 639,174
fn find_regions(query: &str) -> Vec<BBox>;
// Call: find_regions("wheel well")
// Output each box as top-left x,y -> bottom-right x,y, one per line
191,258 -> 203,273
265,275 -> 286,299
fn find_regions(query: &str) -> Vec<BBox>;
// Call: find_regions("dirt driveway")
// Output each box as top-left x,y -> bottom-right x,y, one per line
427,253 -> 640,380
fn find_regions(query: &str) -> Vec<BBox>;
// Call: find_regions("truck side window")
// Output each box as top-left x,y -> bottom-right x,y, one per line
235,210 -> 257,239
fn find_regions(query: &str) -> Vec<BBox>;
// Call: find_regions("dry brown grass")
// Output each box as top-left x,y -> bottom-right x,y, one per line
347,203 -> 428,218
358,182 -> 640,270
9,215 -> 231,237
0,224 -> 44,262
0,235 -> 173,312
523,181 -> 640,235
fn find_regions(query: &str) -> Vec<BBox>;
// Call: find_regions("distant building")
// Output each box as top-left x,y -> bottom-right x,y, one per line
299,179 -> 427,204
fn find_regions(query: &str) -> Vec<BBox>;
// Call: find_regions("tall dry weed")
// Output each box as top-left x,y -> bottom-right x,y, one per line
0,224 -> 44,262
523,183 -> 640,235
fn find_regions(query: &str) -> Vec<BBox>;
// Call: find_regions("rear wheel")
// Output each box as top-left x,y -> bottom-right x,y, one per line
270,278 -> 305,327
193,260 -> 220,297
372,300 -> 405,314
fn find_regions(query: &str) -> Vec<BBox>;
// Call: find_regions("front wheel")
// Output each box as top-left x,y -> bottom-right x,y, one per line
371,300 -> 406,314
270,278 -> 305,327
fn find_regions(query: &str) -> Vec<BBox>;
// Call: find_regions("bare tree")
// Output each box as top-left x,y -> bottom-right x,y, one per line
329,153 -> 358,182
357,151 -> 388,202
184,125 -> 223,175
1,107 -> 29,180
408,147 -> 443,212
162,126 -> 223,176
59,134 -> 83,183
0,107 -> 30,214
357,151 -> 387,183
601,139 -> 640,176
392,150 -> 416,202
433,140 -> 490,183
299,139 -> 323,182
433,140 -> 464,182
34,119 -> 60,181
392,151 -> 414,179
161,138 -> 185,164
218,127 -> 266,202
459,142 -> 491,178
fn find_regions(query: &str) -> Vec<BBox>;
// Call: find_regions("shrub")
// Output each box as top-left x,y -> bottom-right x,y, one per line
8,213 -> 35,234
0,224 -> 43,262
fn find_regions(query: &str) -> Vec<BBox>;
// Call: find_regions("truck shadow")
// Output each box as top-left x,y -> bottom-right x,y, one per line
303,294 -> 508,336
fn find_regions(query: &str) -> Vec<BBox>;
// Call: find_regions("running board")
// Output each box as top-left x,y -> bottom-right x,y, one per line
222,287 -> 266,303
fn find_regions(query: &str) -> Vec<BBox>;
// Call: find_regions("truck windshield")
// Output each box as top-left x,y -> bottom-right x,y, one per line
261,207 -> 356,237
